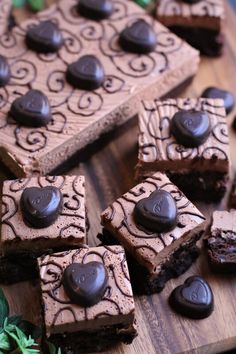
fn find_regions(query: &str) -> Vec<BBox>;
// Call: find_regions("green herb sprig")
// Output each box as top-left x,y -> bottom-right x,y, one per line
0,288 -> 60,354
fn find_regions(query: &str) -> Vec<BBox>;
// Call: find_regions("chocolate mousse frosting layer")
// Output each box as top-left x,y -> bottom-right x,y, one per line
38,246 -> 136,339
0,0 -> 199,177
101,172 -> 206,274
156,0 -> 224,30
0,175 -> 86,254
136,98 -> 230,175
0,0 -> 12,35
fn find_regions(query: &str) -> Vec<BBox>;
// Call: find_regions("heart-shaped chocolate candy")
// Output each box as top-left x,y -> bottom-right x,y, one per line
170,110 -> 211,147
66,55 -> 105,91
169,276 -> 214,319
0,55 -> 10,87
62,262 -> 108,307
10,89 -> 52,127
26,20 -> 63,53
119,19 -> 157,54
77,0 -> 113,20
20,186 -> 63,228
202,86 -> 235,114
134,189 -> 177,233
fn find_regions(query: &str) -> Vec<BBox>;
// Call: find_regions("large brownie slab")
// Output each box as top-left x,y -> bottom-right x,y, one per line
38,245 -> 137,352
101,172 -> 206,294
0,0 -> 199,177
136,98 -> 230,201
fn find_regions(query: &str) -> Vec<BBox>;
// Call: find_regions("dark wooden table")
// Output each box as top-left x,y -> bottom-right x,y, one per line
1,2 -> 236,353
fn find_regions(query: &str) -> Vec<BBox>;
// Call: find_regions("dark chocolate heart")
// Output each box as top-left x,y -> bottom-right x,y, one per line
0,55 -> 10,87
77,0 -> 113,20
10,89 -> 52,127
170,110 -> 211,147
119,19 -> 157,54
66,55 -> 105,91
134,189 -> 177,233
26,20 -> 63,53
202,87 -> 235,115
169,276 -> 214,319
20,186 -> 63,228
62,262 -> 108,307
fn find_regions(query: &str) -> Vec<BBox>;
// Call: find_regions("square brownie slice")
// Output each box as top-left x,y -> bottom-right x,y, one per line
136,98 -> 230,202
101,172 -> 206,294
0,0 -> 200,178
207,210 -> 236,272
156,0 -> 225,56
38,245 -> 137,352
0,175 -> 86,283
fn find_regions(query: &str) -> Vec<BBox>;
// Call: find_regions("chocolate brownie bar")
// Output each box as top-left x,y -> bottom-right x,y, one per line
0,175 -> 86,283
38,246 -> 137,353
156,0 -> 224,57
0,0 -> 199,177
207,210 -> 236,272
136,98 -> 230,202
101,172 -> 206,294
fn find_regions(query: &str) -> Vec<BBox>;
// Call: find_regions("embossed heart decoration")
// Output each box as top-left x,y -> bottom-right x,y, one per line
77,0 -> 113,20
10,89 -> 52,127
169,276 -> 214,319
62,262 -> 108,307
119,19 -> 157,54
134,189 -> 177,233
20,186 -> 63,228
66,55 -> 105,91
170,110 -> 211,147
26,20 -> 63,53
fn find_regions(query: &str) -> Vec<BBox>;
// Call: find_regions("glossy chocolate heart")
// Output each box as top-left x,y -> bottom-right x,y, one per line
134,189 -> 177,233
66,55 -> 105,91
119,19 -> 157,54
169,276 -> 214,319
0,55 -> 10,87
77,0 -> 113,20
10,89 -> 52,127
170,110 -> 211,147
202,87 -> 235,114
26,20 -> 63,53
20,186 -> 63,228
62,262 -> 108,307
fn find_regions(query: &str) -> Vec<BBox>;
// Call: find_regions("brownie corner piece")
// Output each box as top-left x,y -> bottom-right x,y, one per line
207,210 -> 236,272
101,172 -> 206,294
136,98 -> 230,202
156,0 -> 225,57
38,246 -> 137,352
0,175 -> 86,283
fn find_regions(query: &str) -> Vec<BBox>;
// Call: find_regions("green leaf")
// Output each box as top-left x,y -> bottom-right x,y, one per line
46,341 -> 61,354
0,331 -> 11,350
12,0 -> 26,8
0,289 -> 9,328
27,0 -> 44,12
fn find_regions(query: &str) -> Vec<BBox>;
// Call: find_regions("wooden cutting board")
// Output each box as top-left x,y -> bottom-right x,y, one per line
1,2 -> 236,354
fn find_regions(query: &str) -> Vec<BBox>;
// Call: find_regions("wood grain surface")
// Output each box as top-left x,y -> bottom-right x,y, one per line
1,2 -> 236,354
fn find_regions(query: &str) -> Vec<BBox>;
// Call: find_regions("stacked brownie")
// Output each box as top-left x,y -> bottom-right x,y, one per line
156,0 -> 225,56
136,98 -> 230,201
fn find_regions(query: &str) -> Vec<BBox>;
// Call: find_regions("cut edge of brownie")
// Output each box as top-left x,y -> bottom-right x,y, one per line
98,228 -> 203,295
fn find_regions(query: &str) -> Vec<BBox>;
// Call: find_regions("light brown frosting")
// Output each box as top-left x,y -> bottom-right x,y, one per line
38,246 -> 135,336
0,0 -> 11,35
211,210 -> 236,240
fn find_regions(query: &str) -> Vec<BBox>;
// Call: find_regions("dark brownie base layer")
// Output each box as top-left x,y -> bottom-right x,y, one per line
207,233 -> 236,272
169,26 -> 223,57
168,171 -> 228,203
43,323 -> 137,354
98,230 -> 203,295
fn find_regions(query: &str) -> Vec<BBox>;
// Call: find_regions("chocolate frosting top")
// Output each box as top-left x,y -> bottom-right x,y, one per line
38,246 -> 135,335
101,172 -> 205,272
0,0 -> 198,175
138,98 -> 229,171
1,175 -> 86,244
